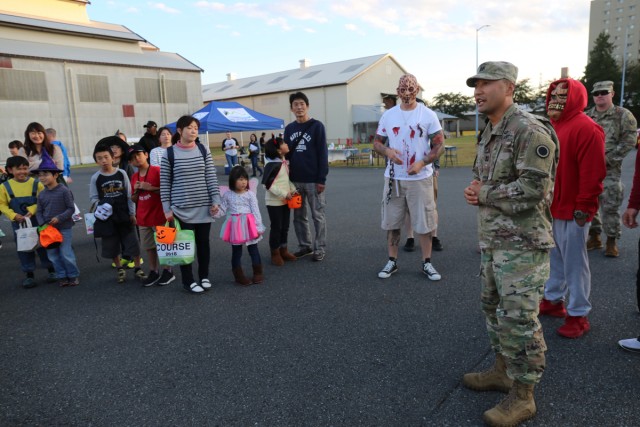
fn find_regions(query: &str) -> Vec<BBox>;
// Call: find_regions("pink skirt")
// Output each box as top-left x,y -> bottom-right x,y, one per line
220,213 -> 259,245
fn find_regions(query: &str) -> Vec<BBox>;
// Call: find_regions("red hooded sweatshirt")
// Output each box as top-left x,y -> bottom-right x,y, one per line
546,78 -> 606,221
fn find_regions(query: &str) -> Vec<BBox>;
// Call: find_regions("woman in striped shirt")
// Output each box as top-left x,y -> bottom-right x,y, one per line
149,127 -> 172,167
160,116 -> 221,294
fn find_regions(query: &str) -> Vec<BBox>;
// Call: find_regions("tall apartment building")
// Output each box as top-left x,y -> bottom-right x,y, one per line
589,0 -> 640,63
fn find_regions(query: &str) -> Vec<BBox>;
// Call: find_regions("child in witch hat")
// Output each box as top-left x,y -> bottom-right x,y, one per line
35,149 -> 80,287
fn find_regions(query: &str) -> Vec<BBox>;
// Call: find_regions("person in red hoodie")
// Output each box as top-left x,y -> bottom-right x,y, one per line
540,78 -> 606,338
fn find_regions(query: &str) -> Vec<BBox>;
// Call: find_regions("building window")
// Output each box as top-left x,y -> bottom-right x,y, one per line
631,5 -> 637,10
122,104 -> 135,118
269,76 -> 287,84
164,79 -> 187,103
135,78 -> 161,103
0,57 -> 12,68
617,7 -> 624,12
77,74 -> 110,102
604,10 -> 610,15
0,69 -> 47,101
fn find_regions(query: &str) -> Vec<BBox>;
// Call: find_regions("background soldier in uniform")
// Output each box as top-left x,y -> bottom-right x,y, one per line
585,80 -> 638,257
463,62 -> 558,427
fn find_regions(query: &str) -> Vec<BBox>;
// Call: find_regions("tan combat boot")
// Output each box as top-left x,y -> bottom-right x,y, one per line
586,232 -> 603,251
605,237 -> 619,257
483,381 -> 536,427
462,353 -> 513,393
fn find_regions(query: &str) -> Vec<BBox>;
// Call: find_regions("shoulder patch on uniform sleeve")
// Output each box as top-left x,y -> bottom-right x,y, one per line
536,145 -> 550,158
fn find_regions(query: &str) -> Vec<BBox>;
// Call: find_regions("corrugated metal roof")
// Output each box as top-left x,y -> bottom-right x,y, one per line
203,54 -> 406,101
0,38 -> 202,72
0,13 -> 145,42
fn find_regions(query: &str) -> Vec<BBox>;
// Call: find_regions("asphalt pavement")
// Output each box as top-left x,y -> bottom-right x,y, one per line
1,158 -> 639,426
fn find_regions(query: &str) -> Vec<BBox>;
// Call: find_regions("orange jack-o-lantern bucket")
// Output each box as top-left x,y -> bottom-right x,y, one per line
287,194 -> 302,209
155,223 -> 177,244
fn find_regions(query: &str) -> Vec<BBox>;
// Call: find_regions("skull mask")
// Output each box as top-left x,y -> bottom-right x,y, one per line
547,82 -> 568,120
397,74 -> 419,105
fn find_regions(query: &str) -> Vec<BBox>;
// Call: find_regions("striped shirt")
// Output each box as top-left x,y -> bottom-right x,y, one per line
160,143 -> 220,223
149,146 -> 167,167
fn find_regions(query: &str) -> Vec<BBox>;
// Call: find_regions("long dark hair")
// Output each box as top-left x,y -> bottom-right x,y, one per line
228,165 -> 249,191
264,137 -> 285,160
24,122 -> 54,157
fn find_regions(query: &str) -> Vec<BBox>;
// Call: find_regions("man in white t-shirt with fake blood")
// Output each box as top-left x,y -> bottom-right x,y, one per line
373,73 -> 445,281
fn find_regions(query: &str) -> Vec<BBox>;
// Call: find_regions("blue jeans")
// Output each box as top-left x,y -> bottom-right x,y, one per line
12,220 -> 52,273
250,155 -> 263,176
46,227 -> 79,279
225,154 -> 238,169
293,182 -> 327,254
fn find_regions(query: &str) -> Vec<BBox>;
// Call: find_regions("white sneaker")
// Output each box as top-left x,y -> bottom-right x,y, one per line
618,337 -> 640,352
422,262 -> 441,281
378,260 -> 398,279
201,278 -> 211,290
185,282 -> 205,293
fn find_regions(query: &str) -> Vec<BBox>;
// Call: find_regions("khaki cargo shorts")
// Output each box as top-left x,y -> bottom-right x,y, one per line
381,176 -> 437,235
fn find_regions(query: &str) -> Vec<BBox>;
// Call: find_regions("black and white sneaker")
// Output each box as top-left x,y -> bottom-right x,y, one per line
142,271 -> 160,287
157,269 -> 175,286
422,262 -> 441,281
378,260 -> 398,279
200,278 -> 212,290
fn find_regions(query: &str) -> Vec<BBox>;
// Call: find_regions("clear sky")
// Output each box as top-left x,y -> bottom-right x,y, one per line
90,1 -> 591,101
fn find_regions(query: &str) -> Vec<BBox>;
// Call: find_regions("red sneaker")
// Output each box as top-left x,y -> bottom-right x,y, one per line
557,315 -> 590,338
539,298 -> 567,318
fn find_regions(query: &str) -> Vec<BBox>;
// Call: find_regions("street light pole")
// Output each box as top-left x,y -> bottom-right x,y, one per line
475,25 -> 490,138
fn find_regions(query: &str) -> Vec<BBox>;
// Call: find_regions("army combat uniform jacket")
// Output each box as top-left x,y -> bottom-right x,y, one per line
473,104 -> 559,251
585,104 -> 637,178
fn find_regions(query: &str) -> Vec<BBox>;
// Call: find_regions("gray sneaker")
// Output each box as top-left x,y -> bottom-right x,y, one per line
312,251 -> 325,262
378,260 -> 398,279
422,262 -> 441,281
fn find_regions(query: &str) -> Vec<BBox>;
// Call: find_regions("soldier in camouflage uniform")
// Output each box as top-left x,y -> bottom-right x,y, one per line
585,80 -> 638,257
463,62 -> 558,427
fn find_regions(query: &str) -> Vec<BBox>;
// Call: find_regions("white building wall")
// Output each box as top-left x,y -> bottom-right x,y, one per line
0,58 -> 202,164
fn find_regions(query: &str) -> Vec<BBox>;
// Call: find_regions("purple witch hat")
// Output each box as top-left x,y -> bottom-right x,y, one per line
33,148 -> 63,173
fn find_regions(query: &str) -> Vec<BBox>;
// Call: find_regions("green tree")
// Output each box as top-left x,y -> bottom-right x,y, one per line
582,31 -> 621,106
513,78 -> 537,109
622,60 -> 640,118
431,92 -> 474,118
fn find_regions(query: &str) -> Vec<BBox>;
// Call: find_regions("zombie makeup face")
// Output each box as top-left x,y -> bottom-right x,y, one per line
547,82 -> 568,120
397,74 -> 419,105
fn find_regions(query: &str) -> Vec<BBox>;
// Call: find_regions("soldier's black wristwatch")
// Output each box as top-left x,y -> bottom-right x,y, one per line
573,210 -> 588,220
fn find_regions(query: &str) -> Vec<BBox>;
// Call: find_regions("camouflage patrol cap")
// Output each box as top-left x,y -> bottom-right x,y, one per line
466,61 -> 518,87
591,80 -> 614,93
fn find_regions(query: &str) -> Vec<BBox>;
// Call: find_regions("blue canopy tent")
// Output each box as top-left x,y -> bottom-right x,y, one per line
165,101 -> 284,136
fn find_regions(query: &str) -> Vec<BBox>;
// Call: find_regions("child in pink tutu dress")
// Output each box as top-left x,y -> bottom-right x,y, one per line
220,166 -> 265,285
